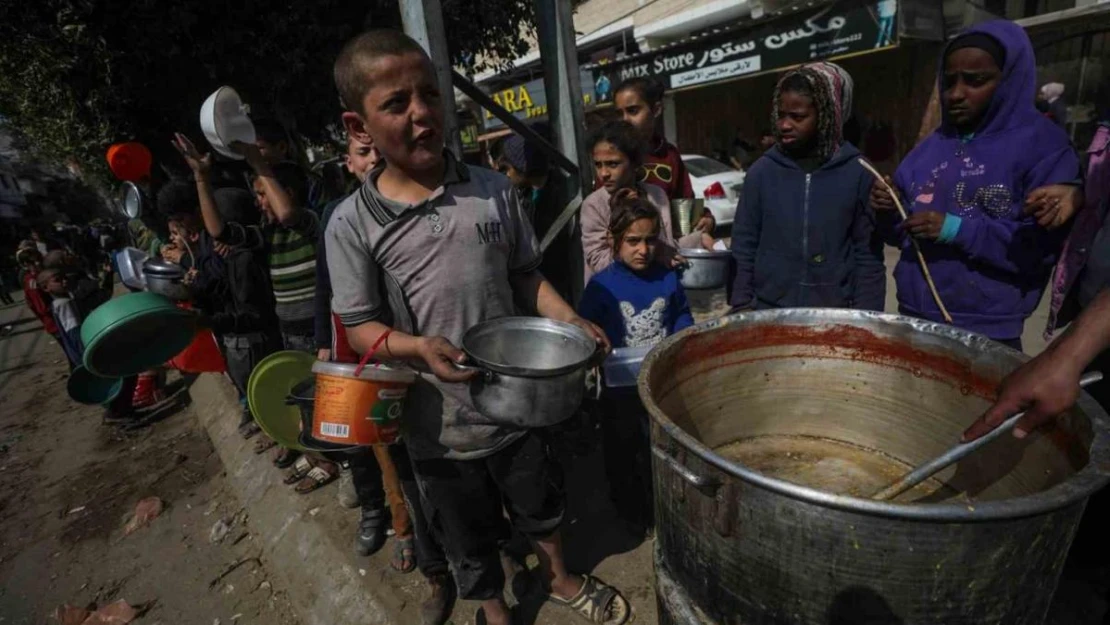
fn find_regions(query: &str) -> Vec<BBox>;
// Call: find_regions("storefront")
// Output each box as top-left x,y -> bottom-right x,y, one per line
586,0 -> 944,170
475,69 -> 598,140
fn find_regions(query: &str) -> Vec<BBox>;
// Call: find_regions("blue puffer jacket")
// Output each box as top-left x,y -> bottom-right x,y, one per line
729,142 -> 886,311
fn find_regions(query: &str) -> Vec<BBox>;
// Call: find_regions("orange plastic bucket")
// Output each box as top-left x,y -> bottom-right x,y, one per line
310,361 -> 416,446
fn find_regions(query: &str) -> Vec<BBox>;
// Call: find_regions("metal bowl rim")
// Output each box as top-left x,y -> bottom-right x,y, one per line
637,308 -> 1110,522
679,247 -> 732,259
462,316 -> 597,378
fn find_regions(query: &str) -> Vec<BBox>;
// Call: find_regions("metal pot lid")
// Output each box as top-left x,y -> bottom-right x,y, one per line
122,181 -> 144,219
461,317 -> 597,378
142,258 -> 185,277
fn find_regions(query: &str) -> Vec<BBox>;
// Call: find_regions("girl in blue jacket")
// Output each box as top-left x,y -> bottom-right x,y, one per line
730,62 -> 886,311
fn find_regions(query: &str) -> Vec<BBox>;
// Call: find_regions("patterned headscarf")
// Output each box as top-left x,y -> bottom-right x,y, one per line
771,61 -> 855,160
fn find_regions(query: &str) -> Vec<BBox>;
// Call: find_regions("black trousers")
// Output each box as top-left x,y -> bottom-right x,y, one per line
347,443 -> 449,579
412,432 -> 565,600
599,392 -> 653,526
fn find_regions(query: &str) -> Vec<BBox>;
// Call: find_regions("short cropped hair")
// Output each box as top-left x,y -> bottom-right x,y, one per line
156,179 -> 199,220
333,29 -> 430,114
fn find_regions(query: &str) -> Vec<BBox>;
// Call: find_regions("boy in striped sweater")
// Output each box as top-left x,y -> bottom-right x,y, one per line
175,134 -> 319,353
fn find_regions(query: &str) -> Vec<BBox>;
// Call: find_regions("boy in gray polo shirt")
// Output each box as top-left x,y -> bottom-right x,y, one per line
327,30 -> 629,625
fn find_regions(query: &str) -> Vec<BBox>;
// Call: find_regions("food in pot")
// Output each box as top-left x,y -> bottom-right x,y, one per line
715,434 -> 961,500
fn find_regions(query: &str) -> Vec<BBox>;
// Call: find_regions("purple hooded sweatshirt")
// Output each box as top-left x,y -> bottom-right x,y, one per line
886,20 -> 1079,341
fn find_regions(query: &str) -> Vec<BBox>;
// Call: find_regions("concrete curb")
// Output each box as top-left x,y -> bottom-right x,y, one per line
190,373 -> 422,625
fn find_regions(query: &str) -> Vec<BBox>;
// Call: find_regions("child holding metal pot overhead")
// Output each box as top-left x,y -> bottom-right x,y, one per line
870,21 -> 1080,351
325,30 -> 629,625
578,188 -> 693,537
729,62 -> 886,312
174,132 -> 325,474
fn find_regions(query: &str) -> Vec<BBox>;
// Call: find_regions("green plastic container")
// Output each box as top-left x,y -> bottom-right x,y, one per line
80,291 -> 198,377
67,365 -> 124,405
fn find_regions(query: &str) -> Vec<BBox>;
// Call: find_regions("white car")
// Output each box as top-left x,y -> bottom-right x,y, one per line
681,154 -> 744,227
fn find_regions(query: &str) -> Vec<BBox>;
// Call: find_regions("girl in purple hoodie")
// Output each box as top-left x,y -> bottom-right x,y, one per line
872,20 -> 1079,350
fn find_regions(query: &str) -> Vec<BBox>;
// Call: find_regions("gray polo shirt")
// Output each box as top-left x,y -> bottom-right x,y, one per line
326,155 -> 542,460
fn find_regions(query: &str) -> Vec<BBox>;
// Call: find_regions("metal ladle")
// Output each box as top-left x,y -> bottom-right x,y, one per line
871,371 -> 1104,501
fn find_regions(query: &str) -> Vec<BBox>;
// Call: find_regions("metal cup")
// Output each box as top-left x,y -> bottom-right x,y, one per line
670,199 -> 706,237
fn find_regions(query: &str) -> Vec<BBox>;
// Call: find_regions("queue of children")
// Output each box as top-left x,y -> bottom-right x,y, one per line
18,15 -> 1104,625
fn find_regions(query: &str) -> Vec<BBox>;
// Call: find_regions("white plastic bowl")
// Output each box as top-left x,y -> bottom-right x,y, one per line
199,86 -> 255,160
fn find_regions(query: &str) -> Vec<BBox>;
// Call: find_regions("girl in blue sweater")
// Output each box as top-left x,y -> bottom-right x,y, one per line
578,188 -> 692,536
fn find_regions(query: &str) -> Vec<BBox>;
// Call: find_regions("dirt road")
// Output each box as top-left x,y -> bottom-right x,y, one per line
0,296 -> 300,625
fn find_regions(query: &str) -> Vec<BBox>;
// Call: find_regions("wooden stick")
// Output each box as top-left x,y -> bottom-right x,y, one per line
857,158 -> 953,324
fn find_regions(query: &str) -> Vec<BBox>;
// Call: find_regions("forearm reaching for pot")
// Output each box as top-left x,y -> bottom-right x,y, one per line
963,288 -> 1110,441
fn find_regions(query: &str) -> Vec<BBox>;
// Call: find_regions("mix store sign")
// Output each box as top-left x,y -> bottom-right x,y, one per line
481,70 -> 595,131
591,0 -> 899,92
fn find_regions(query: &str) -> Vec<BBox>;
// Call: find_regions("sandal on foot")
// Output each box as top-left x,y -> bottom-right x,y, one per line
293,459 -> 338,494
282,456 -> 313,485
390,535 -> 416,573
273,447 -> 301,469
548,575 -> 631,625
253,435 -> 277,454
239,420 -> 262,439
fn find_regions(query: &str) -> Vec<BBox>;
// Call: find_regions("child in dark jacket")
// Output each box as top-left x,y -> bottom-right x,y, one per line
578,189 -> 692,536
730,62 -> 886,312
871,21 -> 1079,350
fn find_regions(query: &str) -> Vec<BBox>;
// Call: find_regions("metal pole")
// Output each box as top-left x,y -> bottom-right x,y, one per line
534,0 -> 592,193
400,0 -> 463,156
534,0 -> 591,301
451,71 -> 579,176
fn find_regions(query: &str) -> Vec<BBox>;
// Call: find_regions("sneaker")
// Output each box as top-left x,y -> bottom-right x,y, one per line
336,466 -> 359,509
421,572 -> 457,625
355,505 -> 386,556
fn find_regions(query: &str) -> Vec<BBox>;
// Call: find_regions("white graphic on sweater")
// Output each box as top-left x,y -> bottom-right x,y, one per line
620,298 -> 668,347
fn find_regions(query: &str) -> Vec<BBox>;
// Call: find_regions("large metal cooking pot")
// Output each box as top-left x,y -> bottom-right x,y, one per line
142,258 -> 190,300
676,248 -> 730,290
459,317 -> 596,428
639,309 -> 1110,625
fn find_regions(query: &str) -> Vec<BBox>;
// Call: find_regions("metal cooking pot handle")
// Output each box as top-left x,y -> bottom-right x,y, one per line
452,362 -> 495,382
651,445 -> 720,494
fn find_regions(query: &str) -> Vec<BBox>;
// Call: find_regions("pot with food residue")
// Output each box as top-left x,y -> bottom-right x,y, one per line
639,308 -> 1110,625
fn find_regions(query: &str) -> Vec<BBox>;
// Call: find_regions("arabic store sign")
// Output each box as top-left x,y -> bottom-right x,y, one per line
482,70 -> 595,131
591,0 -> 897,93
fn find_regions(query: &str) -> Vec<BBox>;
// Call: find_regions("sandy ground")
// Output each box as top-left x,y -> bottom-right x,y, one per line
0,296 -> 301,625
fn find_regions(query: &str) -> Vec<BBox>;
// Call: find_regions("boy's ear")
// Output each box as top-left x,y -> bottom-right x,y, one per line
342,112 -> 374,147
652,101 -> 664,121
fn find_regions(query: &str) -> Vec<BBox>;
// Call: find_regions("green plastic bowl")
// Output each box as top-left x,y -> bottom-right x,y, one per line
80,291 -> 198,377
67,365 -> 124,405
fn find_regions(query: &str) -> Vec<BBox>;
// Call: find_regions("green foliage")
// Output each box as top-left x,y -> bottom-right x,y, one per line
0,0 -> 535,186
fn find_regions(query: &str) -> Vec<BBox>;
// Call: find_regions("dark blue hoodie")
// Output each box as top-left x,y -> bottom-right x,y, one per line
886,20 -> 1079,340
730,141 -> 886,311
